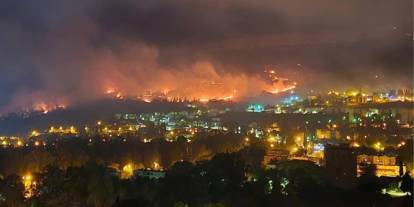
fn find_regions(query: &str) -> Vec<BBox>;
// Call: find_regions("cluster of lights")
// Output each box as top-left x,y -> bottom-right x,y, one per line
48,126 -> 78,134
373,142 -> 384,151
22,173 -> 36,198
397,141 -> 406,148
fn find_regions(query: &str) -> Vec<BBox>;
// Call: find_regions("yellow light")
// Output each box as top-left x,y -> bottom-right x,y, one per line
290,146 -> 298,154
23,174 -> 32,182
17,140 -> 23,146
22,173 -> 33,188
34,141 -> 40,146
351,142 -> 360,148
123,164 -> 133,171
244,137 -> 249,142
153,161 -> 160,170
270,143 -> 275,148
70,126 -> 77,134
374,142 -> 384,151
22,173 -> 34,198
267,136 -> 276,143
97,121 -> 102,125
30,130 -> 40,137
122,164 -> 134,179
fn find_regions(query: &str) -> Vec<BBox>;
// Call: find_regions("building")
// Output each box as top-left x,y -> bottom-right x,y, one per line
357,154 -> 406,177
263,147 -> 289,165
325,144 -> 357,188
135,169 -> 166,179
247,104 -> 264,113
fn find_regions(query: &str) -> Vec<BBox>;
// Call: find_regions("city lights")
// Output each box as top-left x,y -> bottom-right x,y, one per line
0,1 -> 412,206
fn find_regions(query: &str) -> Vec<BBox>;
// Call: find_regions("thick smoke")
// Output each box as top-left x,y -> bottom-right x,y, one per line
0,0 -> 412,113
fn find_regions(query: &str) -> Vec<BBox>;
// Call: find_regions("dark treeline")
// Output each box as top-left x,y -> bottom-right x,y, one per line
0,133 -> 244,176
1,152 -> 413,207
0,134 -> 412,207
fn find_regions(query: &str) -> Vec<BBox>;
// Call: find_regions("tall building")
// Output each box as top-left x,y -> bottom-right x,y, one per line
325,144 -> 357,188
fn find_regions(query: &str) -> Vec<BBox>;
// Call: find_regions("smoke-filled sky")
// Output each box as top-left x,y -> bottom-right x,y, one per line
0,0 -> 412,113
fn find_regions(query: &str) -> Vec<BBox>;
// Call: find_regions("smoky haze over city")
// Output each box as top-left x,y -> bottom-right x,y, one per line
0,0 -> 412,113
0,1 -> 413,207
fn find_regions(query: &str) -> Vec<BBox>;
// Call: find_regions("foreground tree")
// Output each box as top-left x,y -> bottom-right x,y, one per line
0,174 -> 25,207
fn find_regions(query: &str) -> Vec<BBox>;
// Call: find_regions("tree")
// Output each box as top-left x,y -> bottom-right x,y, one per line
357,172 -> 381,205
276,160 -> 327,196
0,174 -> 25,207
33,165 -> 68,206
203,153 -> 246,203
400,172 -> 413,195
159,161 -> 208,206
174,201 -> 189,207
204,203 -> 226,207
85,164 -> 117,207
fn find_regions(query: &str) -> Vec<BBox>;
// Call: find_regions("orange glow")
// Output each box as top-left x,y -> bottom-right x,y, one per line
219,95 -> 234,101
21,68 -> 298,111
100,69 -> 297,103
264,69 -> 297,94
143,98 -> 152,103
106,89 -> 115,94
269,85 -> 296,94
32,102 -> 66,114
115,92 -> 124,99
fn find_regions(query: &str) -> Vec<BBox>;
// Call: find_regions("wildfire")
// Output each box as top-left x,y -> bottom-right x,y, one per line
264,69 -> 297,94
269,84 -> 297,94
32,102 -> 66,114
1,63 -> 300,115
104,88 -> 125,100
102,69 -> 297,103
106,89 -> 115,94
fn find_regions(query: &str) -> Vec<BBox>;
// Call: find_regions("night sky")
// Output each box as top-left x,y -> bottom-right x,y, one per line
0,0 -> 412,113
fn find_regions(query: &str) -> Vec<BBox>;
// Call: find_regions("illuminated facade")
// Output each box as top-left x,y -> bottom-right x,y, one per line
263,148 -> 289,165
357,154 -> 406,177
